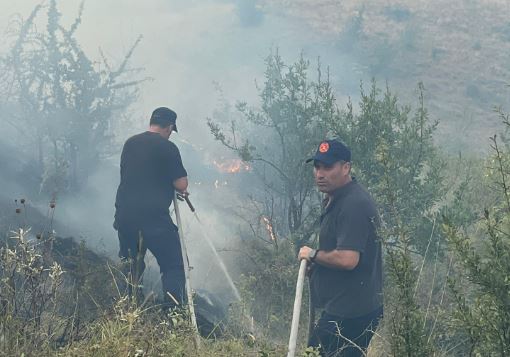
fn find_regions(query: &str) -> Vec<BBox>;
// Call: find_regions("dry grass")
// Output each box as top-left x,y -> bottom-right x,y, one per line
0,227 -> 290,357
264,0 -> 510,152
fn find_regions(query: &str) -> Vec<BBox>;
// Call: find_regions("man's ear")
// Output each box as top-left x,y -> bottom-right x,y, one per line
343,162 -> 352,174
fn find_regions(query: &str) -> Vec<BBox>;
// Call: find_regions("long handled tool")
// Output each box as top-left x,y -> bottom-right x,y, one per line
287,259 -> 308,357
173,195 -> 200,348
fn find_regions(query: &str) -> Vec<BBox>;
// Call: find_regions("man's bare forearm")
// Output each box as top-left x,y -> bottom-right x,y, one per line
314,249 -> 359,270
298,246 -> 359,270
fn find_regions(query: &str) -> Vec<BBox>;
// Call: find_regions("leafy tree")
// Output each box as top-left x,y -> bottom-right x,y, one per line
208,51 -> 331,248
325,81 -> 445,253
0,1 -> 147,195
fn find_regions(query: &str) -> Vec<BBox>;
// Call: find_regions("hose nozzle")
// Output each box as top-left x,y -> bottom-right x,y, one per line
184,195 -> 195,213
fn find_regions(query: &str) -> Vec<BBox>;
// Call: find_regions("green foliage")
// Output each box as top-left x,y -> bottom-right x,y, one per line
208,51 -> 331,246
0,196 -> 123,354
327,81 -> 444,253
384,250 -> 435,356
374,136 -> 437,356
439,154 -> 489,231
236,240 -> 306,342
443,133 -> 510,356
0,228 -> 64,353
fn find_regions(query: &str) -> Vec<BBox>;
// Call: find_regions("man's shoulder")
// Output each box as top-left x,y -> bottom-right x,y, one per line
124,132 -> 150,145
344,182 -> 377,211
124,132 -> 177,150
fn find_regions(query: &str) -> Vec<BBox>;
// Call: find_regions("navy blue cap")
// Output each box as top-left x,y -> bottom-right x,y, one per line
306,139 -> 351,165
150,107 -> 178,132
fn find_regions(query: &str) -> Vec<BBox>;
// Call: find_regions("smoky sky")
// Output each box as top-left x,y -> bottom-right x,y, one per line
0,0 -> 361,144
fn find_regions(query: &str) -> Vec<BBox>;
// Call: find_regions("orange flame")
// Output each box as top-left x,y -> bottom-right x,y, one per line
213,159 -> 251,174
261,216 -> 276,241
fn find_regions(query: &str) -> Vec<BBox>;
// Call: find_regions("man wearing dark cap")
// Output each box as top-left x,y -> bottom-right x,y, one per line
114,107 -> 188,307
299,139 -> 383,356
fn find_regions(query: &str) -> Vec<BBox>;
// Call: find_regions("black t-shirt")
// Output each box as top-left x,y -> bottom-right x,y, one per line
310,179 -> 383,318
114,131 -> 187,226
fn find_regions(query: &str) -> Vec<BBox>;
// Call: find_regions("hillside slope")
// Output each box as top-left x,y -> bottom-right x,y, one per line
267,0 -> 510,152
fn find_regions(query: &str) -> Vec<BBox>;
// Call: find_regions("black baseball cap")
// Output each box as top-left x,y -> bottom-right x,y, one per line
150,107 -> 178,132
306,139 -> 351,165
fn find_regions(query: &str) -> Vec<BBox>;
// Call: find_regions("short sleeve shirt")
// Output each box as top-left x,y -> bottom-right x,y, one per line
115,131 -> 187,225
310,179 -> 383,318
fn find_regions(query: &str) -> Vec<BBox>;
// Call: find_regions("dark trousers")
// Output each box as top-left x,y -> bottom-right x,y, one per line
308,306 -> 383,357
117,218 -> 186,307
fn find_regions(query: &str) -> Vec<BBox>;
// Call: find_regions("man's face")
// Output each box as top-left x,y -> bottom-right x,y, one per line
313,160 -> 351,193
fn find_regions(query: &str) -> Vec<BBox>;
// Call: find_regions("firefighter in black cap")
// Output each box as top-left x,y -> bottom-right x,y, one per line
114,107 -> 188,306
299,139 -> 383,356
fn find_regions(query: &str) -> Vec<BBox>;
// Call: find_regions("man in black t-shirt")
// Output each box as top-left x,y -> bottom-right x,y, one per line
299,139 -> 383,357
114,107 -> 189,307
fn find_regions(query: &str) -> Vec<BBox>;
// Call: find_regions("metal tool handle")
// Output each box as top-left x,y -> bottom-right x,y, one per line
173,196 -> 200,348
287,259 -> 308,357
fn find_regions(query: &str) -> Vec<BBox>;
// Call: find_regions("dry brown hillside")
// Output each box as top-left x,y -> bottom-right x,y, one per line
267,0 -> 510,152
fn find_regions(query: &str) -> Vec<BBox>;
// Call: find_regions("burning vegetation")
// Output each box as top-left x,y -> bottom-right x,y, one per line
212,158 -> 252,174
261,216 -> 277,242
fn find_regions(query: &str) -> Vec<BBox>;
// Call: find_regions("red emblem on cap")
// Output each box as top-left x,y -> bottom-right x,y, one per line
319,142 -> 329,153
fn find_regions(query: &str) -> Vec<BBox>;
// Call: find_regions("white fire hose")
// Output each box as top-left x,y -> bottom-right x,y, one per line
287,258 -> 308,357
173,195 -> 200,348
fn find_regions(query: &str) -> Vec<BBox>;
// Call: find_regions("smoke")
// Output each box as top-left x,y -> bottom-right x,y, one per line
0,0 -> 364,302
